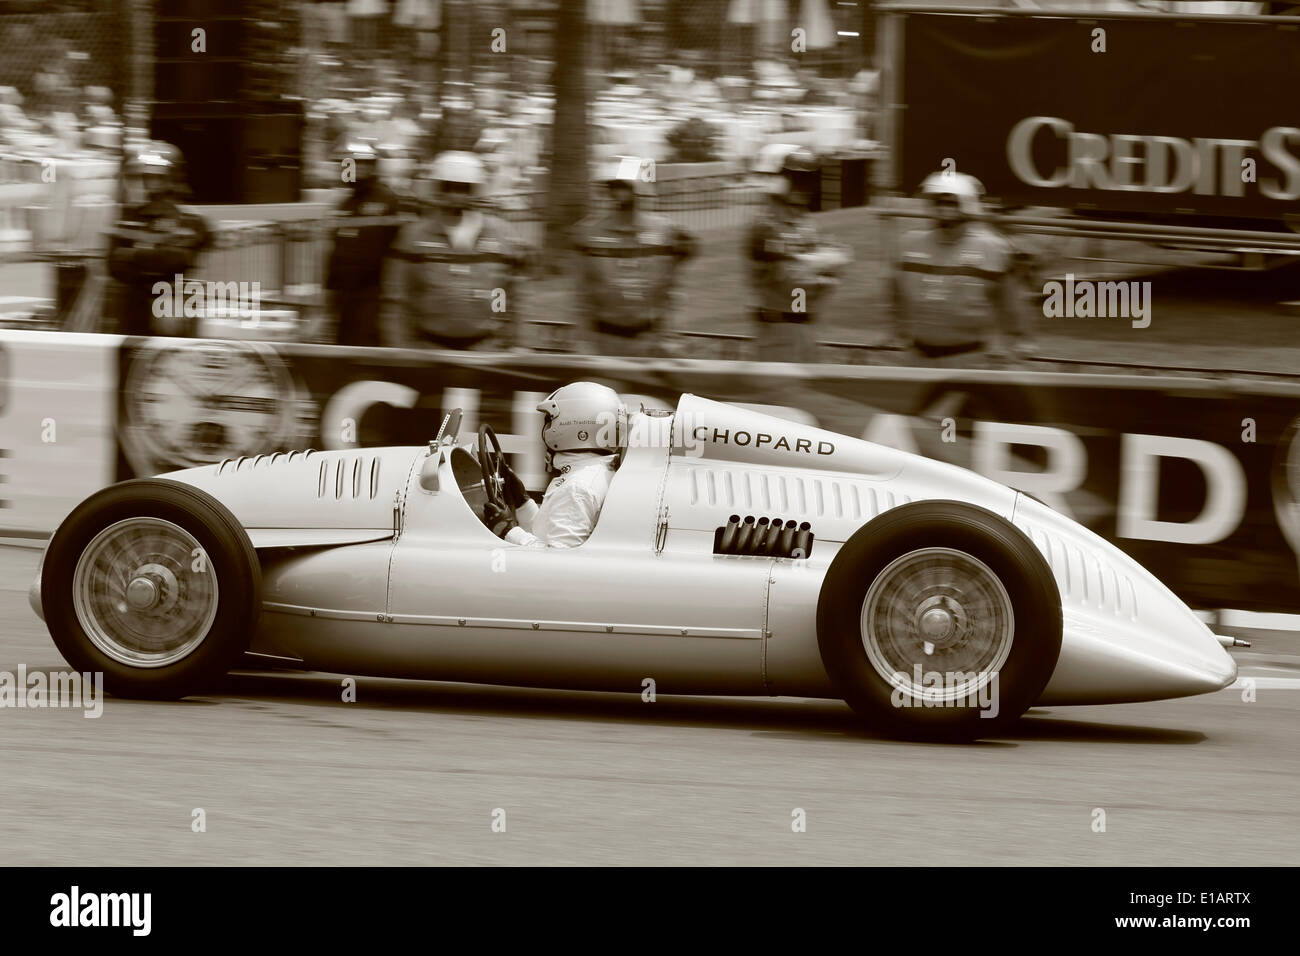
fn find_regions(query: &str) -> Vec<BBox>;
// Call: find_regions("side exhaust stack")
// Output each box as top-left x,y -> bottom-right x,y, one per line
713,515 -> 814,558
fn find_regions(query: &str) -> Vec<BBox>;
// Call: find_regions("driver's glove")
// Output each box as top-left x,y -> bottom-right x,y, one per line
484,501 -> 516,538
500,462 -> 530,510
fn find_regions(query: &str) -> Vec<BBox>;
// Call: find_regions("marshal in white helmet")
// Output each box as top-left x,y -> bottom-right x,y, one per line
486,382 -> 625,549
596,155 -> 651,196
418,149 -> 486,209
753,142 -> 819,201
918,169 -> 987,221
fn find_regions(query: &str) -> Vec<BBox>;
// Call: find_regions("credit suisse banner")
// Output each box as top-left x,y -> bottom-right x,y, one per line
892,9 -> 1300,221
99,337 -> 1300,615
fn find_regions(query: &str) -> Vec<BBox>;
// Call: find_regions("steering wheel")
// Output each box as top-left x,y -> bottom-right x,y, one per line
478,424 -> 515,525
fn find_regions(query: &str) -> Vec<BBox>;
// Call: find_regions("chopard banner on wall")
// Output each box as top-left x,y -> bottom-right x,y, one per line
106,337 -> 1300,615
890,8 -> 1300,221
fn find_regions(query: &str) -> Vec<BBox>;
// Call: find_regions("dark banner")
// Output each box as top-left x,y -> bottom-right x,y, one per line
895,10 -> 1300,221
116,338 -> 1300,613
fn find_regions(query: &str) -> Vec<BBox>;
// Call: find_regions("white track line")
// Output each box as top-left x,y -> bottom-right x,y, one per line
1229,677 -> 1300,690
1196,609 -> 1300,631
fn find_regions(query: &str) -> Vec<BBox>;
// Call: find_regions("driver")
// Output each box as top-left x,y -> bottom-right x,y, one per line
485,382 -> 623,549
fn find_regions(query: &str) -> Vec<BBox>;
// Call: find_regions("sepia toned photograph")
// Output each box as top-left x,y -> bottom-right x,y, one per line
0,0 -> 1291,914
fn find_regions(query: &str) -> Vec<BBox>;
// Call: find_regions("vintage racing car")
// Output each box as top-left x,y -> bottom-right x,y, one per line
29,393 -> 1240,739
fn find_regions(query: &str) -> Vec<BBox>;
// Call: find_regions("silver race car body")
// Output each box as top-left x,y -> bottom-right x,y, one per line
31,393 -> 1237,735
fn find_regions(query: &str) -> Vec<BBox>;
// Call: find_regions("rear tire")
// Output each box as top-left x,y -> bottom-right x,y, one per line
816,501 -> 1061,741
42,479 -> 260,699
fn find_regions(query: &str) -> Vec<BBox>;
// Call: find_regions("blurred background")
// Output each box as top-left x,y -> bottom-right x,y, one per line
0,0 -> 1298,371
0,0 -> 883,352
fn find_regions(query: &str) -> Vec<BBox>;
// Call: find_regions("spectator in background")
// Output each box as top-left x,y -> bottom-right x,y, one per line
572,157 -> 696,357
104,142 -> 211,336
348,0 -> 388,56
746,144 -> 850,362
325,141 -> 404,346
42,123 -> 120,324
313,0 -> 350,52
393,0 -> 439,71
889,171 -> 1026,366
428,97 -> 484,156
32,45 -> 73,117
381,150 -> 529,350
376,96 -> 421,153
82,85 -> 117,130
0,87 -> 37,141
849,68 -> 880,141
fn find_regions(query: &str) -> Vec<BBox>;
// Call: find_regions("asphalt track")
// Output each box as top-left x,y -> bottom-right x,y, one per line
0,544 -> 1296,866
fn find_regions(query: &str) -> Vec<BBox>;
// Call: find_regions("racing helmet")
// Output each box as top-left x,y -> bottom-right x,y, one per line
919,169 -> 986,218
536,382 -> 625,460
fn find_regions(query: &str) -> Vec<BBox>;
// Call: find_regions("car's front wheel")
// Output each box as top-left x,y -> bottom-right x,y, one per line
816,500 -> 1061,741
42,479 -> 260,699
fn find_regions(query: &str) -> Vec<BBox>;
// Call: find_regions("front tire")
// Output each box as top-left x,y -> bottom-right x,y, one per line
42,479 -> 261,699
816,501 -> 1061,741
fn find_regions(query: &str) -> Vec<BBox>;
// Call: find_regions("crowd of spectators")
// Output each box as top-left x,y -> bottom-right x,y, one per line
0,2 -> 1035,367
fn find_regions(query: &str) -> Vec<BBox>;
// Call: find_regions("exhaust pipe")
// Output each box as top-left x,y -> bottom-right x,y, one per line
718,514 -> 740,553
715,515 -> 814,557
778,519 -> 797,556
792,522 -> 813,558
734,515 -> 756,553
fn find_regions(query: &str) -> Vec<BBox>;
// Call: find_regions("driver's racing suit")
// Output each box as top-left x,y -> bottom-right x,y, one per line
504,452 -> 615,549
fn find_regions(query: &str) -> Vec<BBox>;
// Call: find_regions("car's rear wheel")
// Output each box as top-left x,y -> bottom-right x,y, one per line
43,479 -> 260,699
816,500 -> 1061,741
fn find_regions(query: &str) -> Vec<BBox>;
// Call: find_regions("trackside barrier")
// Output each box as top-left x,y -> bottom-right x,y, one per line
4,330 -> 1300,615
0,330 -> 119,536
0,155 -> 119,258
534,327 -> 908,364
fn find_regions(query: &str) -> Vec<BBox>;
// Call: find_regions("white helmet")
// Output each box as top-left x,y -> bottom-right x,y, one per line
753,142 -> 817,197
919,170 -> 985,217
345,140 -> 378,163
475,127 -> 510,153
536,382 -> 624,459
754,142 -> 800,176
428,150 -> 486,190
418,150 -> 486,205
597,155 -> 649,192
84,123 -> 121,152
